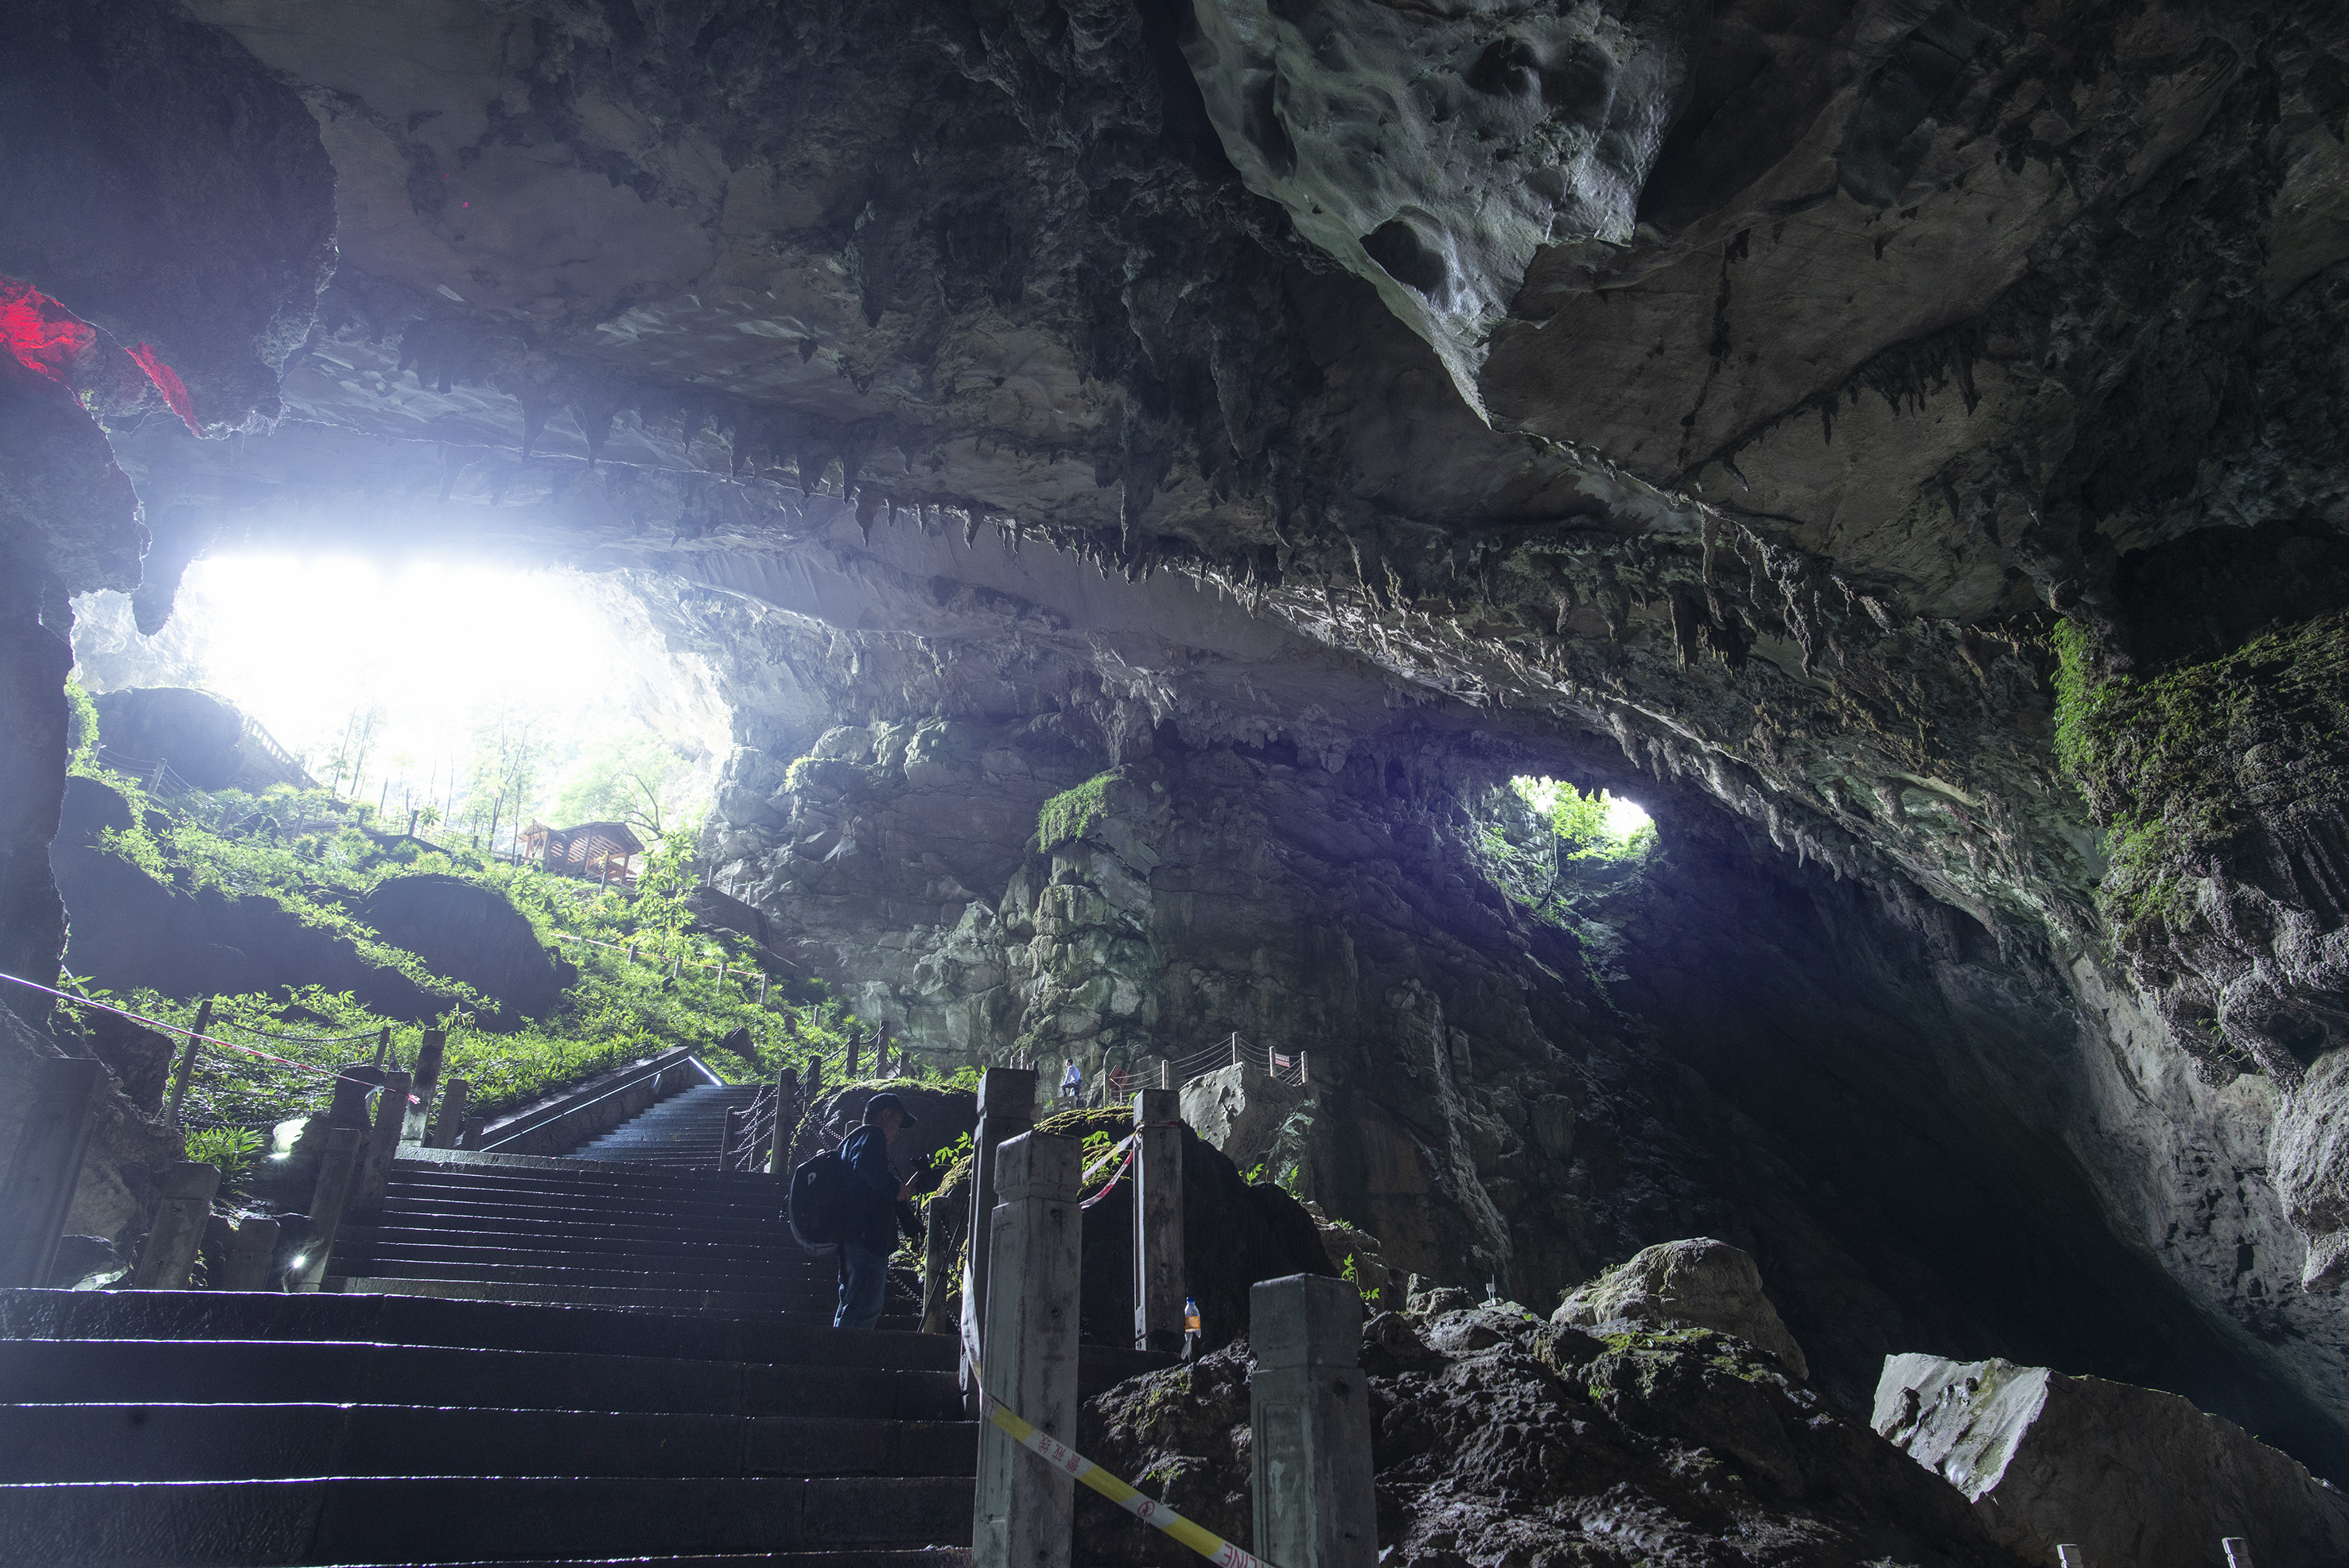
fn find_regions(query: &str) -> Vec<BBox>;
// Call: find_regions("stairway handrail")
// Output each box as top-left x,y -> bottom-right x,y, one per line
477,1046 -> 714,1151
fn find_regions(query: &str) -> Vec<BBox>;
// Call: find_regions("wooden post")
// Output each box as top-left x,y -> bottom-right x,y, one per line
718,1106 -> 741,1171
292,1124 -> 364,1291
626,940 -> 638,963
129,1161 -> 222,1289
962,1068 -> 1037,1380
758,974 -> 769,1006
971,1131 -> 1082,1568
846,1026 -> 862,1080
1250,1273 -> 1378,1568
402,1029 -> 446,1142
371,1025 -> 391,1069
0,1056 -> 106,1287
162,998 -> 213,1130
217,1216 -> 281,1291
460,1115 -> 484,1150
352,1070 -> 411,1215
428,1078 -> 469,1149
1132,1088 -> 1186,1353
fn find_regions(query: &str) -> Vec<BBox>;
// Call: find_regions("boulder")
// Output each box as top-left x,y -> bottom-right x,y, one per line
1874,1352 -> 2349,1568
1551,1236 -> 1810,1379
1178,1058 -> 1303,1175
1074,1297 -> 2026,1568
358,873 -> 566,1022
91,687 -> 305,791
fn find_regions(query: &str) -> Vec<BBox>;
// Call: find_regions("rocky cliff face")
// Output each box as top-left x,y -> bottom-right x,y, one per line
5,0 -> 2349,1485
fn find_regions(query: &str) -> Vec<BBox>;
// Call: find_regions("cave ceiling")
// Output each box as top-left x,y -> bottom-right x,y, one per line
11,0 -> 2349,1473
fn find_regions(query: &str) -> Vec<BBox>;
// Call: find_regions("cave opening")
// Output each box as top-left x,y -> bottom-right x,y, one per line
72,552 -> 717,855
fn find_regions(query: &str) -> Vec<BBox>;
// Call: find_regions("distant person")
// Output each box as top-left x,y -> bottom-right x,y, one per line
1060,1059 -> 1083,1101
834,1091 -> 919,1331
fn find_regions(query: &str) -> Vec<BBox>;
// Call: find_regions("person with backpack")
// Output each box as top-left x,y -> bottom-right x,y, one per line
834,1091 -> 918,1330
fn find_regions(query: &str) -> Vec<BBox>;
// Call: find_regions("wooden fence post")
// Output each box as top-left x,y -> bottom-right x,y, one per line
161,998 -> 213,1130
292,1124 -> 365,1291
846,1026 -> 863,1080
129,1161 -> 222,1289
402,1029 -> 446,1143
962,1068 -> 1037,1384
1251,1273 -> 1378,1568
371,1025 -> 391,1068
0,1056 -> 106,1287
352,1070 -> 411,1215
1132,1087 -> 1186,1353
428,1078 -> 470,1149
971,1131 -> 1081,1568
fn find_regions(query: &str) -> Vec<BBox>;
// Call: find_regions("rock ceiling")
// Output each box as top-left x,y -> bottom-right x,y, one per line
8,0 -> 2349,1477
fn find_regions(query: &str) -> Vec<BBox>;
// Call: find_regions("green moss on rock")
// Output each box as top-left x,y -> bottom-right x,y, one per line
2050,610 -> 2349,946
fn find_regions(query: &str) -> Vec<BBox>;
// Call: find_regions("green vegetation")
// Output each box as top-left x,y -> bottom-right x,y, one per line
56,759 -> 896,1143
64,679 -> 99,766
2048,611 -> 2349,944
1507,776 -> 1656,863
1033,769 -> 1125,851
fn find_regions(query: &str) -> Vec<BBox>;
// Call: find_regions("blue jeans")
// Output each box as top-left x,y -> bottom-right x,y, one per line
834,1242 -> 889,1330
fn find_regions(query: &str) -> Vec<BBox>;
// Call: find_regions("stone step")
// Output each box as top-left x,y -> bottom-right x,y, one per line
0,1290 -> 955,1369
330,1278 -> 903,1320
341,1228 -> 824,1265
329,1554 -> 971,1568
382,1173 -> 783,1210
327,1258 -> 841,1296
363,1197 -> 788,1235
344,1212 -> 798,1247
339,1234 -> 826,1270
0,1405 -> 977,1482
0,1340 -> 965,1420
0,1474 -> 972,1565
390,1158 -> 773,1191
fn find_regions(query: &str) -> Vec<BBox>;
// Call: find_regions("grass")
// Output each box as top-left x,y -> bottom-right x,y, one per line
53,764 -> 920,1141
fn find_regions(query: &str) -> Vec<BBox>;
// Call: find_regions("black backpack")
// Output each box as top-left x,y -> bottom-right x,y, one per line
788,1149 -> 850,1256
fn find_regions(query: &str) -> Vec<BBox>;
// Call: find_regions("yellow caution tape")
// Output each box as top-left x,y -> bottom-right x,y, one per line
965,1335 -> 1268,1568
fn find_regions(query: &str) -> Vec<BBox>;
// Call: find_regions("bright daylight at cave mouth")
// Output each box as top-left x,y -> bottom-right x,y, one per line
6,1 -> 2347,1561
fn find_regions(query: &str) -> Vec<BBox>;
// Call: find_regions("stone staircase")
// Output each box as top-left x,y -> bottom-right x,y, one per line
571,1082 -> 764,1170
0,1076 -> 967,1564
329,1153 -> 861,1318
0,1287 -> 973,1566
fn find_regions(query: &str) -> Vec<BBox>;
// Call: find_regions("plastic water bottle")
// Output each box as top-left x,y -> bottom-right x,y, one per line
1184,1295 -> 1201,1338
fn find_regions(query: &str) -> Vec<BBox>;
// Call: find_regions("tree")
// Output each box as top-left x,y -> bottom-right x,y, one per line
551,733 -> 689,837
465,704 -> 552,854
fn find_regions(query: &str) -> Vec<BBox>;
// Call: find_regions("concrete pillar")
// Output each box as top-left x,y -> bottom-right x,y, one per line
1251,1273 -> 1378,1568
972,1131 -> 1082,1568
0,1056 -> 106,1287
352,1070 -> 411,1215
129,1161 -> 222,1289
2223,1541 -> 2255,1568
1131,1087 -> 1185,1353
161,998 -> 213,1130
401,1029 -> 446,1142
768,1069 -> 795,1175
292,1124 -> 364,1291
2055,1547 -> 2086,1568
963,1068 -> 1036,1373
216,1216 -> 281,1290
428,1077 -> 469,1149
459,1115 -> 484,1150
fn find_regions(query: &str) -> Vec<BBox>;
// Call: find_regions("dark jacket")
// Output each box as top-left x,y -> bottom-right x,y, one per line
841,1125 -> 899,1255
